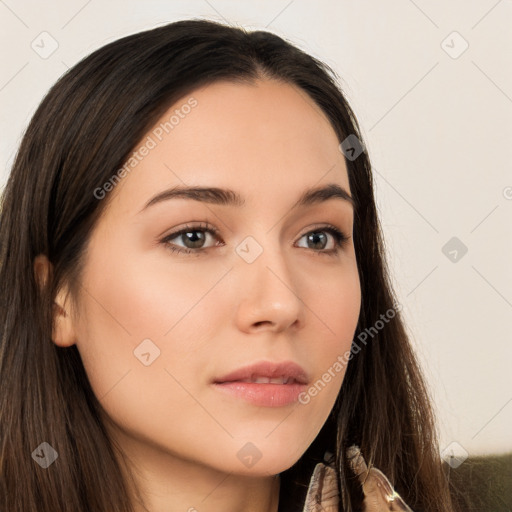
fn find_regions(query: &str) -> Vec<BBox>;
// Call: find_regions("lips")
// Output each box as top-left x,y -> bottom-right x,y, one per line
213,360 -> 309,385
212,361 -> 309,407
238,376 -> 298,384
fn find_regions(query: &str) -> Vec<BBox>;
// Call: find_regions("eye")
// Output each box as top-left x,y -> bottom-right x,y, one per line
295,224 -> 350,256
160,222 -> 350,256
161,222 -> 222,255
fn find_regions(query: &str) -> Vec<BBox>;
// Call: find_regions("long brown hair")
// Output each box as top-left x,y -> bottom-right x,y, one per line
0,19 -> 458,511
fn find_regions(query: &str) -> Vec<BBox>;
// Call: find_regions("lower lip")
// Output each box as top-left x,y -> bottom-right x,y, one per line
212,381 -> 307,407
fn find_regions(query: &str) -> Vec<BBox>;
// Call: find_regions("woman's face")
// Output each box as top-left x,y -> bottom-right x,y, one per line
57,78 -> 361,476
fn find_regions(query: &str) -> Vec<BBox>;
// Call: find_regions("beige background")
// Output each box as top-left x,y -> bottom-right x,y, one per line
1,0 -> 511,457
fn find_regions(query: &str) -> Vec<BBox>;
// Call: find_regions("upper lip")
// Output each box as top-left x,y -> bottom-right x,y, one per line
213,360 -> 309,385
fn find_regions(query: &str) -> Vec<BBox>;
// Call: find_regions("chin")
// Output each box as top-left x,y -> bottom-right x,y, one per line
212,435 -> 309,477
228,455 -> 303,478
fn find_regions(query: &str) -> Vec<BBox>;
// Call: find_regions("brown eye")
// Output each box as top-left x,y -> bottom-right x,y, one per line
161,222 -> 221,255
296,226 -> 349,256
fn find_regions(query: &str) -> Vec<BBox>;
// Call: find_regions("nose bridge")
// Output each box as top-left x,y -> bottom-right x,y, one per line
233,232 -> 304,330
236,232 -> 293,288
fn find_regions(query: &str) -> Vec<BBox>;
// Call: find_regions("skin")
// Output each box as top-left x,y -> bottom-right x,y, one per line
35,79 -> 361,512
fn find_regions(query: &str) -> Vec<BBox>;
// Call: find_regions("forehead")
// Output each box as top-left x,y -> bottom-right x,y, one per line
106,79 -> 350,215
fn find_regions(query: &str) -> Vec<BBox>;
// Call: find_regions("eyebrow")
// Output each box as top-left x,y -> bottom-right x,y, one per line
139,182 -> 355,213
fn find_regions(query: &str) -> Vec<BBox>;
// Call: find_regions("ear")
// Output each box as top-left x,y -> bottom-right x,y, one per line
33,254 -> 77,347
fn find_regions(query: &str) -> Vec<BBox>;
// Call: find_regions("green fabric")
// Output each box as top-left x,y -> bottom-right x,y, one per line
448,452 -> 512,511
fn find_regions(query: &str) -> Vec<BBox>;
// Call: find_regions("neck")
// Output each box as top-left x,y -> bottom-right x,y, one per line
109,425 -> 281,512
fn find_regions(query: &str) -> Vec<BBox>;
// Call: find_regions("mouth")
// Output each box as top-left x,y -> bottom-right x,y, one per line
235,376 -> 303,384
212,360 -> 309,407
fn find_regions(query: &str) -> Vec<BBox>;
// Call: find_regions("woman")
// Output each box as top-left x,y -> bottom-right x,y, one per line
0,19 -> 458,511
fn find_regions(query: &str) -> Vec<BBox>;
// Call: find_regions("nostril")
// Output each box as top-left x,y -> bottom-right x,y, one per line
253,320 -> 272,328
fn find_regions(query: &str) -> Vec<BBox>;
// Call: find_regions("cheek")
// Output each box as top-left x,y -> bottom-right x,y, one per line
305,256 -> 361,351
72,255 -> 227,461
295,263 -> 361,409
72,242 -> 227,418
76,235 -> 227,345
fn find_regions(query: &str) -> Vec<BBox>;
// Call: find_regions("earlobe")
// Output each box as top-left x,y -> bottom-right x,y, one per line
52,287 -> 77,347
33,254 -> 50,290
33,254 -> 77,348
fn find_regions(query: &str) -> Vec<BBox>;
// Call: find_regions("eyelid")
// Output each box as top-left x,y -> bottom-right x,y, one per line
296,222 -> 349,239
293,223 -> 350,254
160,221 -> 222,251
162,221 -> 220,239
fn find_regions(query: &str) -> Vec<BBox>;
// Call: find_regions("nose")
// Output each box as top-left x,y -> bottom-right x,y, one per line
233,240 -> 304,334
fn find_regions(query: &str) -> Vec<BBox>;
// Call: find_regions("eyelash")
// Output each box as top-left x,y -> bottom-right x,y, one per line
160,221 -> 350,257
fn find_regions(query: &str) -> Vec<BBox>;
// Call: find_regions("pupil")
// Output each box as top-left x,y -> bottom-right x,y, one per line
184,231 -> 205,248
308,232 -> 326,250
